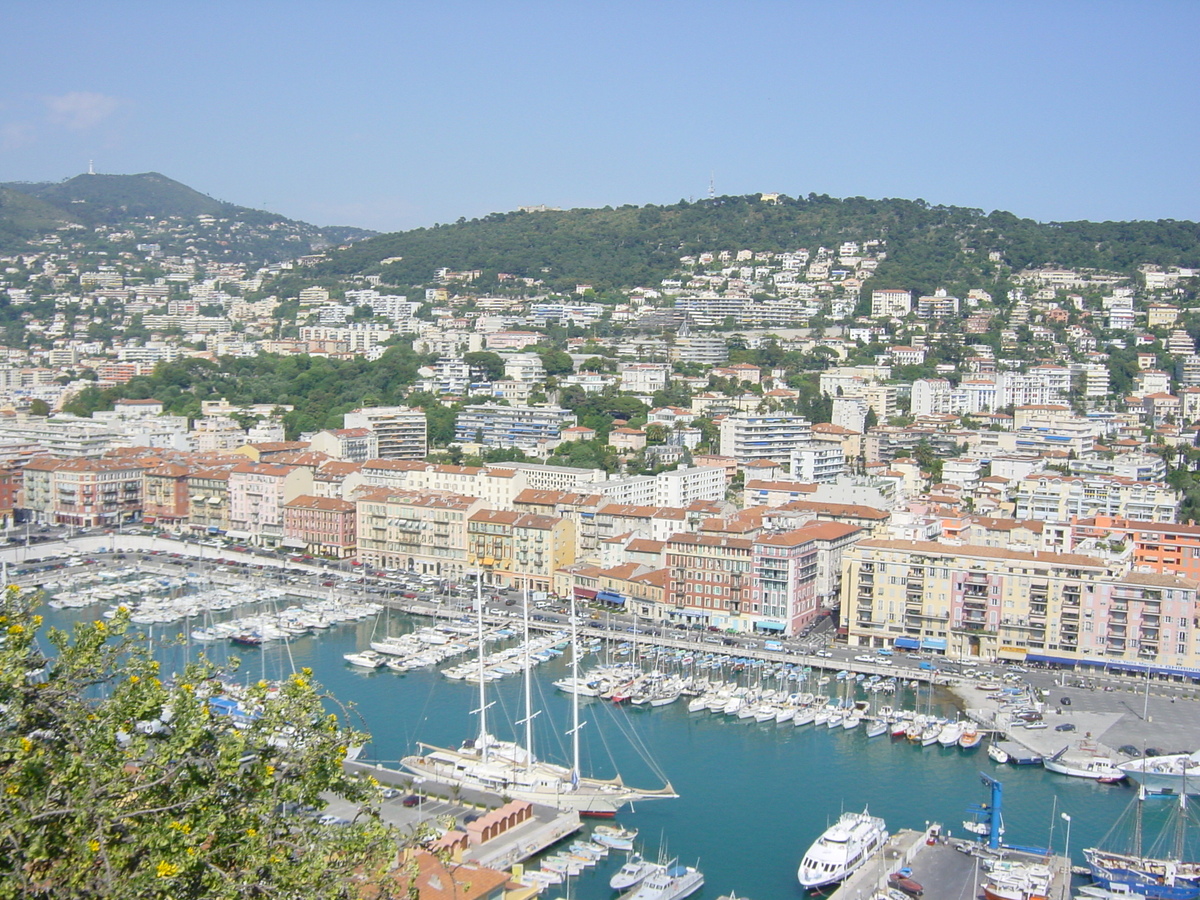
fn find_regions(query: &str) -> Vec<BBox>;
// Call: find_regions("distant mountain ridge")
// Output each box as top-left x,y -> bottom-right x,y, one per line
0,172 -> 375,263
315,194 -> 1200,296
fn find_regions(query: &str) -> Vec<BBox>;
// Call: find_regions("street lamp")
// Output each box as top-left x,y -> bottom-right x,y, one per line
1061,812 -> 1071,863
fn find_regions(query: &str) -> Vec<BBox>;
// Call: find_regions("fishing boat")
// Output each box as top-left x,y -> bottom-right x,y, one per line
611,854 -> 662,891
1084,790 -> 1200,900
1045,746 -> 1127,783
593,824 -> 638,851
401,584 -> 677,816
960,725 -> 983,750
619,860 -> 704,900
797,808 -> 889,889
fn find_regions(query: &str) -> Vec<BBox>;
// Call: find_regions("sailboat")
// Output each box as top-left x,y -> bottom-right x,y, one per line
1084,788 -> 1200,900
401,580 -> 677,816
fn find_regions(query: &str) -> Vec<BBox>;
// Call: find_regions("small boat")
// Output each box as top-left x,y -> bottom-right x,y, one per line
1077,885 -> 1148,900
866,719 -> 889,738
620,860 -> 704,900
988,743 -> 1009,763
959,725 -> 983,750
593,824 -> 638,851
890,870 -> 925,897
610,854 -> 661,891
343,650 -> 386,669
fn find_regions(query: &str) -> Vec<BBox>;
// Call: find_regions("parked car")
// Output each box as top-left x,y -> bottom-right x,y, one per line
402,794 -> 421,808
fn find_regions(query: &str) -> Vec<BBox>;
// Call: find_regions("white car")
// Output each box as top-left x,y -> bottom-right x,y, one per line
815,650 -> 833,658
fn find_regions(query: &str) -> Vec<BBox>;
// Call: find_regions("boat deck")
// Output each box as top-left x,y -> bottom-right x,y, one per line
830,826 -> 1072,900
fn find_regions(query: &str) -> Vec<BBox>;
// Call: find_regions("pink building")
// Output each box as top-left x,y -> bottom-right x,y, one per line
283,495 -> 357,558
226,462 -> 313,545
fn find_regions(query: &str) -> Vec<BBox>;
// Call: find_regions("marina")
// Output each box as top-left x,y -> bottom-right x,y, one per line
18,546 -> 1199,899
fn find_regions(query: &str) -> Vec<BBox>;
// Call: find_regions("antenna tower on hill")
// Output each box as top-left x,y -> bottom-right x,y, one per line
87,160 -> 95,175
708,172 -> 715,199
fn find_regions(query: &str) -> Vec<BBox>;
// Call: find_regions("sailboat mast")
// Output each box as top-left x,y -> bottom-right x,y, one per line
477,570 -> 488,761
523,582 -> 532,770
571,593 -> 580,781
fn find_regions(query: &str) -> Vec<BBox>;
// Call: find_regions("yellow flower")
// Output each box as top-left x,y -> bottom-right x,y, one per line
31,615 -> 42,627
156,861 -> 180,878
19,737 -> 31,753
265,765 -> 275,776
7,624 -> 24,635
5,784 -> 18,796
129,675 -> 140,684
88,840 -> 100,853
246,827 -> 258,837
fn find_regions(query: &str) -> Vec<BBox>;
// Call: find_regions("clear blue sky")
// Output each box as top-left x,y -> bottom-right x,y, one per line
2,1 -> 1197,233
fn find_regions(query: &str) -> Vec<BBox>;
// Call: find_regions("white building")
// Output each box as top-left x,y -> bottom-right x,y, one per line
791,444 -> 845,483
719,414 -> 813,461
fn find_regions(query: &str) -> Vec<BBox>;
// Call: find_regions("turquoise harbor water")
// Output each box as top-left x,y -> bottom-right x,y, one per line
42,604 -> 1152,900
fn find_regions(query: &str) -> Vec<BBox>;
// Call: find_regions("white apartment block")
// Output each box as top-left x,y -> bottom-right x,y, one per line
655,466 -> 726,506
618,363 -> 672,394
719,414 -> 813,461
1014,473 -> 1179,523
791,444 -> 845,483
870,289 -> 912,318
342,407 -> 428,459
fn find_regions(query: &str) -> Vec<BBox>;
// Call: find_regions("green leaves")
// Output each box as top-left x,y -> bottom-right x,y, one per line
0,589 -> 397,900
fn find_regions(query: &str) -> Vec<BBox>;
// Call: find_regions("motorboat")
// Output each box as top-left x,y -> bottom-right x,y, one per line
611,854 -> 662,891
938,721 -> 965,747
988,743 -> 1010,764
619,860 -> 704,900
1120,751 -> 1200,796
797,808 -> 889,889
960,725 -> 983,750
593,824 -> 638,852
342,649 -> 386,669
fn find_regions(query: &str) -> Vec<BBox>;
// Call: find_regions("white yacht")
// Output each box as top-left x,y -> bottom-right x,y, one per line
611,854 -> 662,891
796,809 -> 889,889
1119,750 -> 1200,795
619,861 -> 704,900
402,585 -> 676,816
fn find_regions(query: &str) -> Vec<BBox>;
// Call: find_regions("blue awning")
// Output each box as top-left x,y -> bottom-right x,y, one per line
596,590 -> 625,604
757,621 -> 786,632
921,638 -> 947,650
1088,658 -> 1200,678
1025,653 -> 1079,666
894,637 -> 921,650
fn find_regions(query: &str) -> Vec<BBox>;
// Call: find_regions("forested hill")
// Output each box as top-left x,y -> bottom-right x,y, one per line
0,172 -> 375,262
316,194 -> 1200,295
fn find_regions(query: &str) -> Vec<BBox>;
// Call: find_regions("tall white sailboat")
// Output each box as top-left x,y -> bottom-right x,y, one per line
401,580 -> 677,816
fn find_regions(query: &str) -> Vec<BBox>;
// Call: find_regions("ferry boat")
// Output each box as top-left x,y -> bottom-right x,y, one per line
796,808 -> 889,889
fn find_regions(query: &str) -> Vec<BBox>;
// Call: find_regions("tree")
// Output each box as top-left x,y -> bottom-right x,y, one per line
462,351 -> 505,381
536,349 -> 574,377
0,588 -> 398,899
27,399 -> 49,417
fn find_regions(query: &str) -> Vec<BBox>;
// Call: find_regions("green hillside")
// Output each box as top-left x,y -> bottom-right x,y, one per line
4,172 -> 225,225
0,172 -> 375,262
316,194 -> 1200,296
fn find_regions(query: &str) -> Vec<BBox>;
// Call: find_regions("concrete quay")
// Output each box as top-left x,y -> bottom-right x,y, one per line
831,825 -> 1071,900
340,759 -> 583,869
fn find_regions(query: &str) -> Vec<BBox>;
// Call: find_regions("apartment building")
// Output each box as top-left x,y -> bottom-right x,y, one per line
283,495 -> 357,558
1014,473 -> 1179,523
719,413 -> 813,461
455,404 -> 575,449
870,289 -> 912,318
750,531 -> 818,634
842,538 -> 1200,674
467,509 -> 576,591
354,489 -> 484,576
342,406 -> 428,459
791,444 -> 845,483
308,428 -> 379,462
186,468 -> 233,533
143,463 -> 191,525
22,457 -> 145,526
665,533 -> 755,630
226,463 -> 314,544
